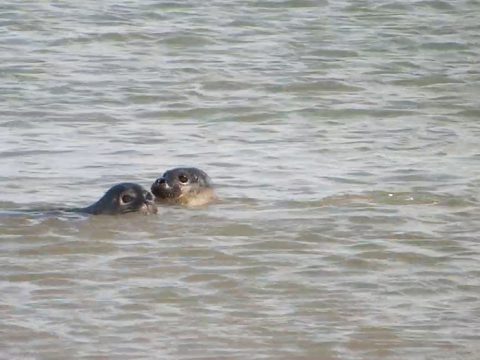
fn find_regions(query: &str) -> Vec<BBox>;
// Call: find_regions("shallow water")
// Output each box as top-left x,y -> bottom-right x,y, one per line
1,0 -> 480,359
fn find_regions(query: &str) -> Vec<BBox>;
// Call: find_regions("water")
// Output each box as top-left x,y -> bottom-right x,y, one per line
1,0 -> 480,358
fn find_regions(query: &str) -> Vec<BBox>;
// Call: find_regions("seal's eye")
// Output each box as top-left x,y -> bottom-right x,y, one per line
121,194 -> 134,203
178,174 -> 189,184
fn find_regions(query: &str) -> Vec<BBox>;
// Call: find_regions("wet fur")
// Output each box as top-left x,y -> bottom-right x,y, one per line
172,188 -> 218,207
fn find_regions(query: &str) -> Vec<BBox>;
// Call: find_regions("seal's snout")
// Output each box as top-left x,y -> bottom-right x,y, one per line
141,190 -> 157,214
141,202 -> 158,215
155,177 -> 170,190
143,191 -> 154,205
155,177 -> 167,186
144,191 -> 154,203
151,177 -> 167,199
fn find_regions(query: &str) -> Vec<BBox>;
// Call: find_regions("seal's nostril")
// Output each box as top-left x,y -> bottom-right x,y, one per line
156,177 -> 166,185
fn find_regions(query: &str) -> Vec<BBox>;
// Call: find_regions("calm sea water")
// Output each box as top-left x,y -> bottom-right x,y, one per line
1,0 -> 480,359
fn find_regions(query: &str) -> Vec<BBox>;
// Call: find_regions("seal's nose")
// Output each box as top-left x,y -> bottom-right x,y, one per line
155,177 -> 169,189
145,191 -> 154,202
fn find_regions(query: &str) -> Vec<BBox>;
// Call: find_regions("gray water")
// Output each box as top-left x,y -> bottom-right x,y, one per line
1,0 -> 480,359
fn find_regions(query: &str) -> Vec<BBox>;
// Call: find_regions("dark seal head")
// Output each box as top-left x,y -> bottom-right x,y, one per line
151,167 -> 217,207
82,183 -> 157,215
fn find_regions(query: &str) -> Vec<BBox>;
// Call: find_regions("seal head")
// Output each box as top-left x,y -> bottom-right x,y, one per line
82,183 -> 157,215
151,167 -> 216,206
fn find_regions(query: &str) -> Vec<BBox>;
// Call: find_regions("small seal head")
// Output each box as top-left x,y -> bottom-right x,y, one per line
151,167 -> 216,206
82,183 -> 157,215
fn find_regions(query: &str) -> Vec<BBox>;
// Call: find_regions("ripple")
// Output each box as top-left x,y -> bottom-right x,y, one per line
268,80 -> 364,93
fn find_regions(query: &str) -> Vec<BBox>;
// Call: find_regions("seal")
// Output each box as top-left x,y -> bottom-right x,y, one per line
151,167 -> 217,207
81,183 -> 157,215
